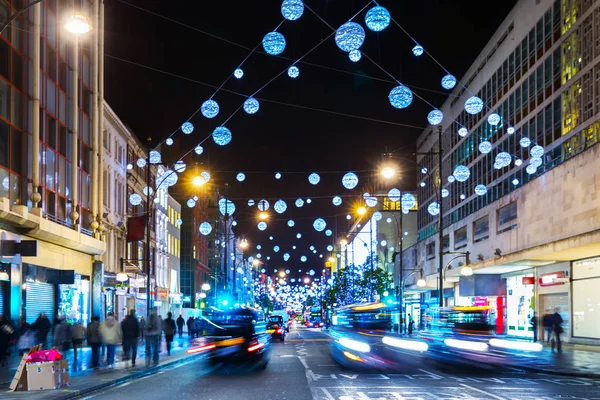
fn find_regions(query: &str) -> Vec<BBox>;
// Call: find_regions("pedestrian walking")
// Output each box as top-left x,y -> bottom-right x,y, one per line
186,316 -> 193,337
71,320 -> 85,360
121,310 -> 140,367
99,312 -> 122,368
32,313 -> 51,349
53,317 -> 72,352
551,308 -> 564,353
542,311 -> 553,343
145,308 -> 161,367
530,311 -> 538,342
0,316 -> 15,366
407,314 -> 414,335
176,314 -> 184,338
139,316 -> 146,342
163,312 -> 176,355
17,321 -> 35,356
86,316 -> 102,368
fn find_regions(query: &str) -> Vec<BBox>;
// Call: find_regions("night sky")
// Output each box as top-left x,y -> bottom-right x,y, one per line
104,0 -> 518,278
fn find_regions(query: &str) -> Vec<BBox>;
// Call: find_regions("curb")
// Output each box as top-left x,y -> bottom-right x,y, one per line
514,364 -> 600,379
28,354 -> 200,400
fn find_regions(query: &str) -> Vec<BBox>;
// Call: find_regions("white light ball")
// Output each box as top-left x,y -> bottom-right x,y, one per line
388,188 -> 401,202
427,109 -> 443,125
281,0 -> 304,21
335,22 -> 365,52
412,45 -> 424,56
342,172 -> 359,189
181,122 -> 194,134
464,96 -> 484,114
288,66 -> 300,78
262,32 -> 286,55
243,97 -> 260,114
441,74 -> 456,90
234,68 -> 244,79
365,6 -> 390,31
427,202 -> 440,216
201,100 -> 219,119
194,145 -> 204,155
475,184 -> 487,196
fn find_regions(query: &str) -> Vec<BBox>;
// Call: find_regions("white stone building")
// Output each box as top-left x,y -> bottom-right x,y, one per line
407,0 -> 600,345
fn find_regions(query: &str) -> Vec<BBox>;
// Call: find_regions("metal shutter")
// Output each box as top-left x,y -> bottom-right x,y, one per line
26,281 -> 55,324
0,283 -> 4,316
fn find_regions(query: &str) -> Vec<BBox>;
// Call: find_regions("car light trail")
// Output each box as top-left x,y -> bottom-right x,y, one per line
489,338 -> 543,352
444,338 -> 489,352
339,337 -> 371,353
382,336 -> 429,352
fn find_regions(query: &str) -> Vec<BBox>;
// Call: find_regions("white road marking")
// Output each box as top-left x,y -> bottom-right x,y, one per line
298,356 -> 309,369
460,383 -> 507,400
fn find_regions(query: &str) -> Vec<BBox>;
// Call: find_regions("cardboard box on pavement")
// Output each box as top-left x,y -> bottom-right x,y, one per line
9,344 -> 41,392
26,362 -> 62,391
60,359 -> 70,386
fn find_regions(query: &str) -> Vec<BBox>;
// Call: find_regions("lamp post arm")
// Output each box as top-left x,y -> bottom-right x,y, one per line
0,0 -> 44,34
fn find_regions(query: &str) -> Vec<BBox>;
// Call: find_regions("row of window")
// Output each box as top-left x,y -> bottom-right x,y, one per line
426,202 -> 517,258
418,1 -> 600,238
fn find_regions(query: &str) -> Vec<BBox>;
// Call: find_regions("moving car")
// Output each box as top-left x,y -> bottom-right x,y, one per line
186,307 -> 271,369
329,302 -> 429,370
267,315 -> 286,341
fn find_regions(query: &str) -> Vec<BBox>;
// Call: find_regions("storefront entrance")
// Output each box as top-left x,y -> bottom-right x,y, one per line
506,275 -> 535,338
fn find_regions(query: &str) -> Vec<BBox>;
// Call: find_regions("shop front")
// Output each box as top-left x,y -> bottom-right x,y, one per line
572,257 -> 600,343
535,263 -> 570,342
505,273 -> 535,338
58,274 -> 90,326
455,275 -> 506,334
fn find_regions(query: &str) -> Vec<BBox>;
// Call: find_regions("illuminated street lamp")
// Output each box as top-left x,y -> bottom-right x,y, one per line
461,265 -> 473,276
193,176 -> 206,187
303,277 -> 310,284
381,166 -> 395,179
339,239 -> 348,246
240,239 -> 249,249
279,271 -> 286,278
201,283 -> 211,291
327,257 -> 335,263
259,212 -> 269,220
417,277 -> 427,287
356,206 -> 367,216
252,259 -> 260,267
64,11 -> 92,34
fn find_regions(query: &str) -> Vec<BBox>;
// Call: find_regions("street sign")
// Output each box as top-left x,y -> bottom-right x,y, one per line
1,240 -> 38,257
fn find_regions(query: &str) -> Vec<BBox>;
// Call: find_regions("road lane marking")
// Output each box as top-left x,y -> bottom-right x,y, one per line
298,356 -> 309,369
460,383 -> 507,400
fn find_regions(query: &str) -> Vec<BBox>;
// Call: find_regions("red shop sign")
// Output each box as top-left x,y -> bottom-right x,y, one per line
539,271 -> 567,286
522,276 -> 535,285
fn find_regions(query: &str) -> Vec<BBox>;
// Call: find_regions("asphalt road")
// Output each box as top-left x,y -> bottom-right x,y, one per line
83,327 -> 600,400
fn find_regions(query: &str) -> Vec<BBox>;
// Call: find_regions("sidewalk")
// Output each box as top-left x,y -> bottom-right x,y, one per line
1,335 -> 201,399
514,342 -> 600,378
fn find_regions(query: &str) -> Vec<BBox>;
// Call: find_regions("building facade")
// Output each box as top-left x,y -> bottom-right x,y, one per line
410,0 -> 600,344
0,0 -> 107,327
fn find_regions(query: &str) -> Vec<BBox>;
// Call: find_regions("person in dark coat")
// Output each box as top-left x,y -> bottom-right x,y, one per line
186,316 -> 194,337
32,313 -> 51,349
551,308 -> 564,353
542,311 -> 553,343
53,317 -> 72,351
176,315 -> 185,338
163,312 -> 176,355
86,316 -> 101,368
530,311 -> 538,342
0,315 -> 15,366
121,310 -> 140,367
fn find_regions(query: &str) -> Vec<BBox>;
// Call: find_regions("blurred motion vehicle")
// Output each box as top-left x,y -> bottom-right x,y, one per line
270,309 -> 290,332
186,307 -> 271,369
266,315 -> 286,341
422,306 -> 543,368
305,307 -> 323,328
329,302 -> 428,370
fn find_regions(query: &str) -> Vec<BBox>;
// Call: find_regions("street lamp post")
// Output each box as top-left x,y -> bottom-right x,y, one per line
145,138 -> 153,319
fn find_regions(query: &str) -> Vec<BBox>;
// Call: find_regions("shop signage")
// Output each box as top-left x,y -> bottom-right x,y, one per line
157,288 -> 168,298
539,271 -> 567,286
522,277 -> 536,285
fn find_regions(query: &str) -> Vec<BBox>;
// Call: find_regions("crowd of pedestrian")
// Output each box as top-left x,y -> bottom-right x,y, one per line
0,309 -> 199,369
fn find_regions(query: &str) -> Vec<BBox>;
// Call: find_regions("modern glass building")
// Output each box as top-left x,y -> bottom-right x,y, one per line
408,0 -> 600,345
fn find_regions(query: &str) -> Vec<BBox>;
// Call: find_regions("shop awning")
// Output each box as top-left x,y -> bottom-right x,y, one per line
447,228 -> 600,278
